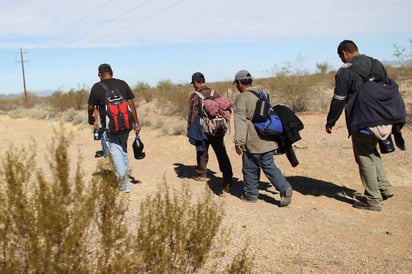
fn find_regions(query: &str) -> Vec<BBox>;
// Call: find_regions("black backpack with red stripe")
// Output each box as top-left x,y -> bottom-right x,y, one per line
100,82 -> 133,134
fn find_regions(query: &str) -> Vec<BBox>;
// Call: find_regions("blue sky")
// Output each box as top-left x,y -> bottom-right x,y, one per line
0,0 -> 411,95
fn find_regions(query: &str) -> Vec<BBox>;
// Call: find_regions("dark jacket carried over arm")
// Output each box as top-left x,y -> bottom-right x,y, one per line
273,105 -> 304,167
326,54 -> 406,136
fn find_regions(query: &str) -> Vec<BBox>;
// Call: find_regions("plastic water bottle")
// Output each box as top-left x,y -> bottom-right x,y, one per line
93,129 -> 100,140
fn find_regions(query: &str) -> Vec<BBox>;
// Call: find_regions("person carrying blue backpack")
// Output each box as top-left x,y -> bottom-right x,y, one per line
233,70 -> 293,206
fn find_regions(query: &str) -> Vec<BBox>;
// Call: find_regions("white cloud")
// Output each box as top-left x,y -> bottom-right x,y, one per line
1,0 -> 411,94
1,0 -> 411,48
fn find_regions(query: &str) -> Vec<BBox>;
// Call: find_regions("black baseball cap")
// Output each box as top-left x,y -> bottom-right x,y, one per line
98,63 -> 113,74
191,72 -> 205,84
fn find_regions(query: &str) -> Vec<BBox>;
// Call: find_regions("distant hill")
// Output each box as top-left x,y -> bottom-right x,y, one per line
382,59 -> 412,67
0,89 -> 54,98
34,89 -> 54,97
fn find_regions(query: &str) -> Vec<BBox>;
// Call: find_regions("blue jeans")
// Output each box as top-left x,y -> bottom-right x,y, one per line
102,132 -> 131,192
242,150 -> 292,200
101,136 -> 109,157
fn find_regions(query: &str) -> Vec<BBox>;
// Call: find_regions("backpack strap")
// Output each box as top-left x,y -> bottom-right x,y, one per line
247,89 -> 259,97
247,89 -> 270,101
100,81 -> 124,99
347,63 -> 369,79
195,91 -> 205,100
348,57 -> 384,82
195,89 -> 215,98
194,91 -> 207,118
99,82 -> 116,101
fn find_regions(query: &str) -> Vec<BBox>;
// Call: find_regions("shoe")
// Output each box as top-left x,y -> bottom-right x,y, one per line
95,150 -> 104,158
240,194 -> 257,203
279,188 -> 293,207
120,188 -> 131,193
222,179 -> 232,193
355,193 -> 367,203
193,176 -> 208,181
356,193 -> 394,202
382,193 -> 394,201
353,201 -> 381,211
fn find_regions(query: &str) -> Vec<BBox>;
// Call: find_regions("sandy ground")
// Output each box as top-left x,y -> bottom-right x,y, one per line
1,113 -> 411,273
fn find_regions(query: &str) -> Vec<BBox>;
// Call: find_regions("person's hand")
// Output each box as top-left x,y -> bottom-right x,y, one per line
325,125 -> 332,134
235,144 -> 243,155
134,124 -> 142,134
88,116 -> 95,125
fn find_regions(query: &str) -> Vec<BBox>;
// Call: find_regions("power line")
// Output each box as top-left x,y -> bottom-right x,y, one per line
59,0 -> 153,47
94,0 -> 186,42
104,0 -> 152,24
41,0 -> 117,48
75,0 -> 113,25
40,0 -> 187,48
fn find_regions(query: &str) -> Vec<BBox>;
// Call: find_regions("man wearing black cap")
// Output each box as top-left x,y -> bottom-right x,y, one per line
187,72 -> 233,190
87,63 -> 141,193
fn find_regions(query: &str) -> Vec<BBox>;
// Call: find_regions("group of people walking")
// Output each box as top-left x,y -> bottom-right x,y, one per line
87,40 -> 406,211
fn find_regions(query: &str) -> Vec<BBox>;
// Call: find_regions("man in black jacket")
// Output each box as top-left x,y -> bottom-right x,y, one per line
325,40 -> 404,211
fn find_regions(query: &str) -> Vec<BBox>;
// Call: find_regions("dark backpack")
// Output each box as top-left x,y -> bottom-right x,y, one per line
248,90 -> 283,138
195,90 -> 229,136
100,82 -> 134,134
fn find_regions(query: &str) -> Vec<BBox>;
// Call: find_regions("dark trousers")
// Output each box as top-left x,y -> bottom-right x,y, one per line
196,134 -> 233,180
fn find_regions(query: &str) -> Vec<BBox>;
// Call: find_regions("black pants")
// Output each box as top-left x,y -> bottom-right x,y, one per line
196,134 -> 233,180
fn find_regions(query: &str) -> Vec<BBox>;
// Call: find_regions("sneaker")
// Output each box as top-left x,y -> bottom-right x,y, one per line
193,175 -> 208,181
120,188 -> 131,193
279,188 -> 293,207
353,201 -> 381,211
240,194 -> 257,203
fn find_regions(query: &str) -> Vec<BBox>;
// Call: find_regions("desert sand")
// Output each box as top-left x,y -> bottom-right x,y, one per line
1,113 -> 411,273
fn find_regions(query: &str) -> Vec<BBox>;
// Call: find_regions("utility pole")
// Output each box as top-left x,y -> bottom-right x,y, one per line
17,48 -> 29,102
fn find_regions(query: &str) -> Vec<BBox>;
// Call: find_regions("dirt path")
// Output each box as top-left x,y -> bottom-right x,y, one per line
1,114 -> 411,273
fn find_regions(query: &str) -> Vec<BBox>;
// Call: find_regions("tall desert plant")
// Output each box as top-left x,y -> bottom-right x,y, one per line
135,181 -> 224,273
0,125 -> 130,273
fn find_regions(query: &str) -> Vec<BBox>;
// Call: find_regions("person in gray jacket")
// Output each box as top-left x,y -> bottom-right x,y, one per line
233,70 -> 293,206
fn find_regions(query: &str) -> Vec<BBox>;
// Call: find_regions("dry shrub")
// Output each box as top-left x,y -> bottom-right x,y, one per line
8,106 -> 53,120
48,89 -> 89,112
0,126 -> 253,273
135,181 -> 224,273
225,245 -> 254,274
170,123 -> 186,136
0,125 -> 132,273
